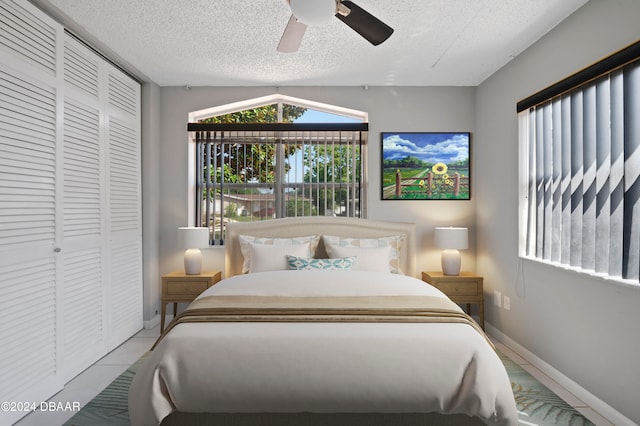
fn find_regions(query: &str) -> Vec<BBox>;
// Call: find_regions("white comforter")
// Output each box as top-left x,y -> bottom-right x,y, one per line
129,270 -> 518,425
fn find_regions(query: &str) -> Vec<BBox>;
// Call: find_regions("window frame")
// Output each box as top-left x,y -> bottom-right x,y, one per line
186,96 -> 369,245
518,40 -> 640,286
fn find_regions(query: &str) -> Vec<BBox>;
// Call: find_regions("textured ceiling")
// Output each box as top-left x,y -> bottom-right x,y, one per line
33,0 -> 588,87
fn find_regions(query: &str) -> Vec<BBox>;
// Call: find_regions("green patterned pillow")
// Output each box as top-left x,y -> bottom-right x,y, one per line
287,255 -> 356,270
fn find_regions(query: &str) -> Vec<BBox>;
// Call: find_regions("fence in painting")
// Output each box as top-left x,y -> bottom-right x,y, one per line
394,170 -> 468,199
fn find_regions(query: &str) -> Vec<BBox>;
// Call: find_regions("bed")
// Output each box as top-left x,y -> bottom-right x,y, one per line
129,217 -> 518,426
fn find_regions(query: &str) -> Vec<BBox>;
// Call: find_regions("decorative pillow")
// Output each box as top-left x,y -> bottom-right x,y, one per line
248,242 -> 310,273
287,255 -> 356,270
239,235 -> 320,273
328,245 -> 391,273
322,235 -> 404,274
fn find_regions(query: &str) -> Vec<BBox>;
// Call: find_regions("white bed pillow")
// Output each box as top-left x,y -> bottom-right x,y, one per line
287,255 -> 356,270
322,235 -> 404,274
248,242 -> 310,273
328,245 -> 391,273
238,235 -> 320,273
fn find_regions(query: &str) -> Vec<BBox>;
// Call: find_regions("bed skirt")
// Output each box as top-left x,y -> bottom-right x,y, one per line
160,412 -> 486,426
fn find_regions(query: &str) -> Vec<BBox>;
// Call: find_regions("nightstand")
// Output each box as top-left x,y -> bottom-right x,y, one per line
421,271 -> 484,330
161,270 -> 222,332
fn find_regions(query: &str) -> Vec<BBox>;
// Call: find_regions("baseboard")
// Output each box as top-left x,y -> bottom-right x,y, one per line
144,314 -> 161,330
486,322 -> 636,426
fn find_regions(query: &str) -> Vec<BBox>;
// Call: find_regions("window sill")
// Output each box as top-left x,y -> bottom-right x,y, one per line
519,255 -> 640,291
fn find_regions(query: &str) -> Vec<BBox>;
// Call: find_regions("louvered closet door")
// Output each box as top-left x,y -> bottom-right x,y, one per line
0,2 -> 142,421
106,67 -> 142,349
61,35 -> 107,381
0,0 -> 64,422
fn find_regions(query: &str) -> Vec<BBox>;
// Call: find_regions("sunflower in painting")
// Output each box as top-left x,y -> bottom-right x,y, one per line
432,163 -> 448,175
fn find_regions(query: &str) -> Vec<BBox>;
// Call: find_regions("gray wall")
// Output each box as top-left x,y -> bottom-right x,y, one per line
141,81 -> 161,323
475,0 -> 640,423
156,86 -> 477,282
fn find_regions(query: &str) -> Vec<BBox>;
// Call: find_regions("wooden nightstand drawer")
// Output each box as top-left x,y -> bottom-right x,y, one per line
434,281 -> 479,296
422,271 -> 484,330
166,280 -> 208,295
161,271 -> 222,332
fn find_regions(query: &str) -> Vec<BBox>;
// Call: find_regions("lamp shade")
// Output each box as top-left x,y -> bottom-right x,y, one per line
178,227 -> 209,275
177,227 -> 210,250
434,227 -> 468,250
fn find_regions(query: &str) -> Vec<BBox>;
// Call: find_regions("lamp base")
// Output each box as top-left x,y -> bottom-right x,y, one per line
184,248 -> 202,275
441,249 -> 461,276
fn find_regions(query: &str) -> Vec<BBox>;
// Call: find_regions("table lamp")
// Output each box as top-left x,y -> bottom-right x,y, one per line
178,227 -> 210,275
434,227 -> 468,276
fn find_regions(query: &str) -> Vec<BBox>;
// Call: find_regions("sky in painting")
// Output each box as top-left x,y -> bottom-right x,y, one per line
382,133 -> 469,164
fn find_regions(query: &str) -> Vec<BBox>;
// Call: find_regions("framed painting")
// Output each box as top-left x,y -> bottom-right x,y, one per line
381,132 -> 470,200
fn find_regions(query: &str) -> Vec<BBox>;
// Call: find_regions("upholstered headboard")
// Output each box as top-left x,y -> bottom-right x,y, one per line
224,217 -> 416,278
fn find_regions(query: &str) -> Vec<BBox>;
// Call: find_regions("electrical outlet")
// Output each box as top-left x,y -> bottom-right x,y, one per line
503,296 -> 511,311
494,290 -> 502,307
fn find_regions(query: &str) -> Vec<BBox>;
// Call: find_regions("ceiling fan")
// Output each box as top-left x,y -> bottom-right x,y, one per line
277,0 -> 394,53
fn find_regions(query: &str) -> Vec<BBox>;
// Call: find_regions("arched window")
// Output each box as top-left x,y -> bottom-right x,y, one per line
188,95 -> 368,244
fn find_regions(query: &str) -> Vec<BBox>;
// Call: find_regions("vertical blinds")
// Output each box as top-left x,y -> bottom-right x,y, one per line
520,44 -> 640,281
189,123 -> 367,245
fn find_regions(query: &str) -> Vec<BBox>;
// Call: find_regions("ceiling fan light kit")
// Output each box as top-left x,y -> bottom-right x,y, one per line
289,0 -> 337,26
278,0 -> 393,53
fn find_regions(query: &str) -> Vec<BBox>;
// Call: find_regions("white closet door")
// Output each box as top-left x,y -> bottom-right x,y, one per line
0,1 -> 63,422
61,35 -> 107,381
0,2 -> 143,421
106,67 -> 142,349
0,70 -> 60,416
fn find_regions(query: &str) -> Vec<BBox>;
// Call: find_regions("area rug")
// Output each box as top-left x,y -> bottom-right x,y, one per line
63,351 -> 595,426
496,351 -> 595,426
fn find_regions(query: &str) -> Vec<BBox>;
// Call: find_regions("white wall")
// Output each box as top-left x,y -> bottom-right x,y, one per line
156,85 -> 476,279
475,0 -> 640,423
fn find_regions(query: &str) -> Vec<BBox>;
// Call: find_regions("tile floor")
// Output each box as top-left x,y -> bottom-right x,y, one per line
13,326 -> 614,426
13,326 -> 159,426
491,340 -> 613,426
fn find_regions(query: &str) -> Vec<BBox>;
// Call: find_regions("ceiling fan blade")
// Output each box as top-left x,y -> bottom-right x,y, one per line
335,0 -> 393,46
277,14 -> 307,53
